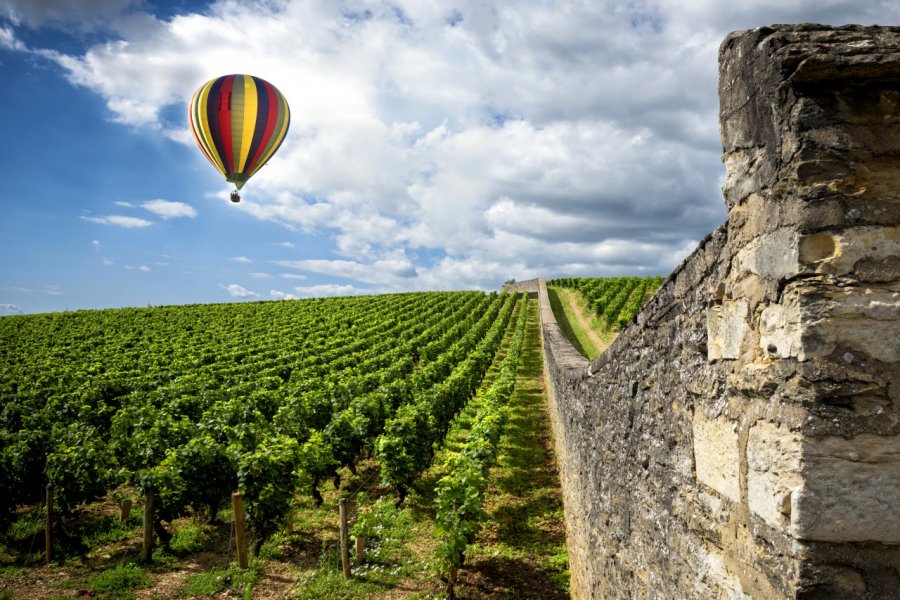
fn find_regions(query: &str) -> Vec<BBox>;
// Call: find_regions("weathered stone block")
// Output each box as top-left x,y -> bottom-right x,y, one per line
707,299 -> 749,360
792,434 -> 900,543
805,226 -> 900,275
732,228 -> 800,279
759,280 -> 900,362
759,301 -> 803,359
693,414 -> 741,502
693,543 -> 752,599
747,421 -> 802,530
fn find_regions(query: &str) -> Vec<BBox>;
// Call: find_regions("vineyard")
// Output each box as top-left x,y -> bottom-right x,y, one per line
0,278 -> 655,597
548,276 -> 663,331
0,290 -> 574,597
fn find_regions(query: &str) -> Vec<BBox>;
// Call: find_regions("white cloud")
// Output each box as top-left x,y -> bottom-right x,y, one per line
249,272 -> 272,279
270,289 -> 295,300
280,273 -> 307,280
274,255 -> 417,285
141,199 -> 197,219
220,283 -> 259,298
91,239 -> 101,251
0,25 -> 24,51
124,265 -> 150,272
0,303 -> 23,315
20,1 -> 900,292
81,215 -> 153,228
291,284 -> 369,298
230,256 -> 252,264
114,201 -> 134,208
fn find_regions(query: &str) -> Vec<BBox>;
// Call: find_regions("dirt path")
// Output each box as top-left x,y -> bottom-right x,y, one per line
557,287 -> 611,357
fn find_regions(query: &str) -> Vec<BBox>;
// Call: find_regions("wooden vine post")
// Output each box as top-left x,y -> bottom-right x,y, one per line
355,536 -> 365,565
44,484 -> 53,564
232,492 -> 248,568
142,491 -> 154,563
339,498 -> 351,578
120,499 -> 133,522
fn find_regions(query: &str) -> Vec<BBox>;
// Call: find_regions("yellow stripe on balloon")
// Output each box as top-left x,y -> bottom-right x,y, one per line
237,75 -> 258,173
191,87 -> 219,170
197,79 -> 227,176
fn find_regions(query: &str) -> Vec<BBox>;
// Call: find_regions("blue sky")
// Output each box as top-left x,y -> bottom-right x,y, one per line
1,0 -> 897,314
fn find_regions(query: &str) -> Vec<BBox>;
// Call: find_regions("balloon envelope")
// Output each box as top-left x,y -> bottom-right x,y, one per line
188,74 -> 290,190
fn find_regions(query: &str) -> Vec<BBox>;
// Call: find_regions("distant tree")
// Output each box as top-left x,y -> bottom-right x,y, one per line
504,278 -> 516,285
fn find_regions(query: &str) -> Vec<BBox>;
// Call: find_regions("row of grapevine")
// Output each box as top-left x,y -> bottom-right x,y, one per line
374,293 -> 519,503
4,294 -> 452,515
0,290 -> 519,554
434,296 -> 529,590
548,276 -> 663,329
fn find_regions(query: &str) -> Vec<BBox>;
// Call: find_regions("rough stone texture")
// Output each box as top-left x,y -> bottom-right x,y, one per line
501,278 -> 540,297
694,413 -> 742,502
540,25 -> 900,599
793,434 -> 900,544
747,421 -> 802,531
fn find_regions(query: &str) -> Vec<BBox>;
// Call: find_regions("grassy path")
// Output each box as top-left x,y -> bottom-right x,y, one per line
547,285 -> 613,359
449,299 -> 569,599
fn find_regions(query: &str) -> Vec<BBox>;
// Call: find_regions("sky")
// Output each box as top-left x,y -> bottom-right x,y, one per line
1,1 -> 898,314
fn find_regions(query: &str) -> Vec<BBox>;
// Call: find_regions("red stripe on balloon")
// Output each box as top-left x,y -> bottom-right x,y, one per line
218,75 -> 236,172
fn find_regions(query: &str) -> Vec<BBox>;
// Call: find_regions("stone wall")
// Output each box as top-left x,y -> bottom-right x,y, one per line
541,25 -> 900,599
501,278 -> 540,297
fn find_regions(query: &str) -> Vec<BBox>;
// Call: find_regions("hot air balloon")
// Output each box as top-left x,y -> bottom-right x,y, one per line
188,74 -> 290,202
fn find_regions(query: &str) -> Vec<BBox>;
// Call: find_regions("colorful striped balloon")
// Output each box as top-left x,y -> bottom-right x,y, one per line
188,74 -> 290,193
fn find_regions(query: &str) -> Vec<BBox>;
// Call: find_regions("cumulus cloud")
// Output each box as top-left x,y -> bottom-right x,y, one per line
291,284 -> 370,298
140,199 -> 197,219
220,283 -> 260,298
15,1 -> 900,292
270,289 -> 295,300
274,255 -> 418,285
0,303 -> 23,315
81,214 -> 153,228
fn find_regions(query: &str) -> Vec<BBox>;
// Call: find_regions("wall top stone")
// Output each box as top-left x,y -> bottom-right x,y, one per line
719,24 -> 900,215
